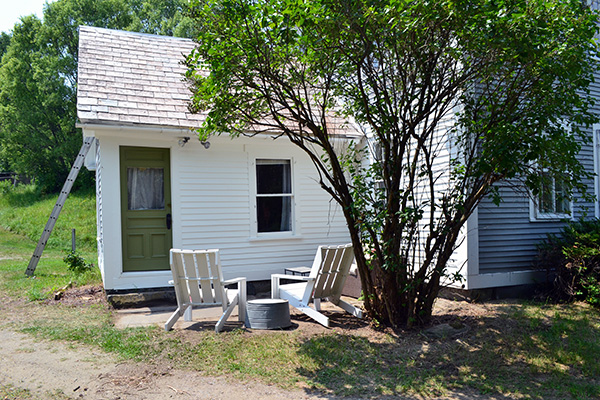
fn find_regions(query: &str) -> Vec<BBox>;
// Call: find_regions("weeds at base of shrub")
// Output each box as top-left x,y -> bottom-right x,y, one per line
537,218 -> 600,307
63,251 -> 93,274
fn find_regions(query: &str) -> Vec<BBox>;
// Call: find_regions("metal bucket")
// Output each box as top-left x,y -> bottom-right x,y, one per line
245,299 -> 291,330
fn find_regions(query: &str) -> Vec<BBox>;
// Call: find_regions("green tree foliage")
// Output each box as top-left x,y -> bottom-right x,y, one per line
0,15 -> 76,191
0,32 -> 13,172
0,32 -> 10,57
127,0 -> 196,37
0,0 -> 192,192
187,0 -> 599,328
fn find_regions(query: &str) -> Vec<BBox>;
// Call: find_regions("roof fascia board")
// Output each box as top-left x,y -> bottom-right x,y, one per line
77,122 -> 363,141
77,122 -> 194,137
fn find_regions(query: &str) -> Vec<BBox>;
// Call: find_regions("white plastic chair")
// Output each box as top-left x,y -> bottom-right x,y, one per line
165,249 -> 246,333
271,244 -> 363,327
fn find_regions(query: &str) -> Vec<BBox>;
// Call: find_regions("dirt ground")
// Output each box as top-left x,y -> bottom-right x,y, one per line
0,329 -> 335,400
0,286 -> 509,400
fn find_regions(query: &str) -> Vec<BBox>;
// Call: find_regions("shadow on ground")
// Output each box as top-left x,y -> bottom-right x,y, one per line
294,302 -> 600,400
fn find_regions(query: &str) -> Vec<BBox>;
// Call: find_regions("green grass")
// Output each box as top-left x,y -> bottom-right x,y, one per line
0,184 -> 97,253
0,184 -> 100,300
435,303 -> 600,400
0,384 -> 35,400
0,384 -> 71,400
0,228 -> 100,300
0,185 -> 598,399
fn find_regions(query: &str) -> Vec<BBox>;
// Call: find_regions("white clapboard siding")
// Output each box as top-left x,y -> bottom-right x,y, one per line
88,129 -> 352,290
95,138 -> 105,279
77,26 -> 356,290
173,136 -> 351,282
410,109 -> 458,270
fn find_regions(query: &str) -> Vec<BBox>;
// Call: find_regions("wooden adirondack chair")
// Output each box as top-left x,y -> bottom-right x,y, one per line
271,244 -> 363,327
165,249 -> 246,333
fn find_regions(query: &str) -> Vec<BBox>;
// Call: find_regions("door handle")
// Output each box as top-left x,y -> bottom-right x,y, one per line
166,213 -> 172,230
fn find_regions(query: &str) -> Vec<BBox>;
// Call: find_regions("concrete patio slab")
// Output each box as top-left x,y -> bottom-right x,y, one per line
114,304 -> 240,329
113,296 -> 363,331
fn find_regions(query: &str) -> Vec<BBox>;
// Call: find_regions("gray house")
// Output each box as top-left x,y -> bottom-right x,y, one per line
448,1 -> 600,291
445,129 -> 599,290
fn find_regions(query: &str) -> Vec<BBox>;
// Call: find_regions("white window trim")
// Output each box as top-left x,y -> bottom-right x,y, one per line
529,122 -> 574,221
248,155 -> 300,240
594,123 -> 600,218
529,173 -> 573,222
530,203 -> 573,221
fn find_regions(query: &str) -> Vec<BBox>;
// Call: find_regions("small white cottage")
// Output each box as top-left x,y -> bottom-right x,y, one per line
76,26 -> 356,291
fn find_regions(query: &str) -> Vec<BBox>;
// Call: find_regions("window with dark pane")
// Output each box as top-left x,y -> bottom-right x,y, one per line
538,171 -> 570,216
256,159 -> 292,232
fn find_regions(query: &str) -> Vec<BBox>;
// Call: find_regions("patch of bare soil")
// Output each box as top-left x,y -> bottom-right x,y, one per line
51,284 -> 494,337
44,284 -> 109,307
234,296 -> 497,343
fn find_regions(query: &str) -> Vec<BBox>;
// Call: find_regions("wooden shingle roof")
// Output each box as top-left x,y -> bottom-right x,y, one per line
77,26 -> 361,138
77,26 -> 204,129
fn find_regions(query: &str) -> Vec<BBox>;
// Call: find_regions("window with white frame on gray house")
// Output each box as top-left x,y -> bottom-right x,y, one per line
531,122 -> 573,220
256,159 -> 293,233
596,124 -> 600,218
536,171 -> 571,218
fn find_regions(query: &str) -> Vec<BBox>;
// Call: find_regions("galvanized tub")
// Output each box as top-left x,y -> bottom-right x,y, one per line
245,299 -> 291,330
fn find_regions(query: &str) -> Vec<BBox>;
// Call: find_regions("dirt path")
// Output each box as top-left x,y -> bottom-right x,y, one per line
0,329 -> 331,400
0,327 -> 517,400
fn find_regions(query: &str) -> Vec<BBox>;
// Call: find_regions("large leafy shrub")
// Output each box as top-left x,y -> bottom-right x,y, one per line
537,219 -> 600,307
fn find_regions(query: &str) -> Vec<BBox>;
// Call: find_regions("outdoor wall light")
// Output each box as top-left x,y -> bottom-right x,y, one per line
178,137 -> 190,147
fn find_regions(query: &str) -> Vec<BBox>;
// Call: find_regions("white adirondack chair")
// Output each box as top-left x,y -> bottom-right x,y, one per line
271,244 -> 363,327
165,249 -> 246,333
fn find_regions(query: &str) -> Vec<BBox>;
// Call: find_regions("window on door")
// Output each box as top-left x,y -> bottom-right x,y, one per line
256,159 -> 293,233
127,167 -> 165,210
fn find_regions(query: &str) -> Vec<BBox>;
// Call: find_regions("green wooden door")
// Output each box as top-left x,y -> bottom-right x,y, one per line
120,147 -> 172,272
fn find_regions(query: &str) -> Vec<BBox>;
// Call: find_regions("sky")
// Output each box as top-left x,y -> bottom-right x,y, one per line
0,0 -> 55,34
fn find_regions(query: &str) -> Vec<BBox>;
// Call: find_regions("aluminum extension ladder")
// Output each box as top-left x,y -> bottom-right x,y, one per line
25,136 -> 95,276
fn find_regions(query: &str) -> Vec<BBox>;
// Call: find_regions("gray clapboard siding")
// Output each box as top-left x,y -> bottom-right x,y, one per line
475,54 -> 600,274
477,130 -> 598,274
478,186 -> 558,273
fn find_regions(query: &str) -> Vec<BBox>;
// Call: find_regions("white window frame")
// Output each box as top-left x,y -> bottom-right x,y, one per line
249,156 -> 298,239
594,123 -> 600,218
530,171 -> 572,221
529,122 -> 574,221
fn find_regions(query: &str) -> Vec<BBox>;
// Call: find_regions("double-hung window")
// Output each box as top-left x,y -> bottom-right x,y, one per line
531,122 -> 572,220
535,171 -> 571,219
256,159 -> 293,233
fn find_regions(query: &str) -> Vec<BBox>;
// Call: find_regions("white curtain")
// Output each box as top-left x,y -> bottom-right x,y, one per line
127,167 -> 164,210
